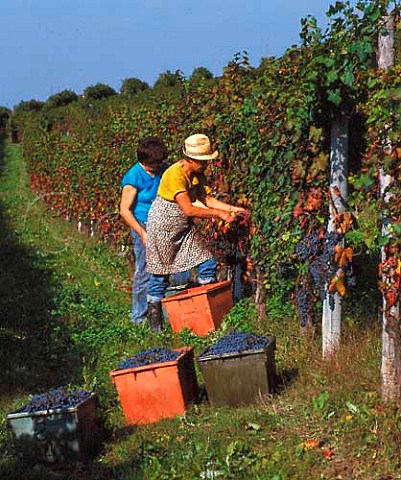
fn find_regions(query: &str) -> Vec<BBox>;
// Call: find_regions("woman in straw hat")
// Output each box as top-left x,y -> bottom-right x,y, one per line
145,133 -> 249,331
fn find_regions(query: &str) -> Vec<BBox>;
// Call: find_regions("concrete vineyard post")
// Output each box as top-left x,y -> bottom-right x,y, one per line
377,14 -> 401,404
322,109 -> 349,358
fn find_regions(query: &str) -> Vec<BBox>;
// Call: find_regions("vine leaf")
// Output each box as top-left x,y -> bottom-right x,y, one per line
329,271 -> 346,296
333,212 -> 354,234
304,187 -> 323,212
334,244 -> 353,267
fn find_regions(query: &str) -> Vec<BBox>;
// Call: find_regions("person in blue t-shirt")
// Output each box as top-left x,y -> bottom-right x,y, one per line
119,137 -> 171,328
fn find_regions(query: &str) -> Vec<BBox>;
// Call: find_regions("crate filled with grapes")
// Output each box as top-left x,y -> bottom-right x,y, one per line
197,332 -> 277,407
110,346 -> 199,425
6,387 -> 98,465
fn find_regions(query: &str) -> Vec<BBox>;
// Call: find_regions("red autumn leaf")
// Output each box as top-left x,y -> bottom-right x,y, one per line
321,448 -> 334,460
303,439 -> 319,451
304,187 -> 323,212
293,198 -> 305,218
385,288 -> 398,308
299,216 -> 308,228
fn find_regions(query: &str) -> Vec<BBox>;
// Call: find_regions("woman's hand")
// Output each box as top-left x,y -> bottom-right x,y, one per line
219,211 -> 237,223
233,207 -> 251,220
140,229 -> 147,246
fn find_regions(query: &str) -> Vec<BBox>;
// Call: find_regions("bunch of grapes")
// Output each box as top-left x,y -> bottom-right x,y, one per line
201,331 -> 271,358
310,256 -> 329,300
329,293 -> 336,311
117,347 -> 180,370
295,230 -> 351,323
345,265 -> 356,289
297,231 -> 345,299
295,231 -> 321,261
19,386 -> 92,413
295,288 -> 314,327
324,232 -> 342,257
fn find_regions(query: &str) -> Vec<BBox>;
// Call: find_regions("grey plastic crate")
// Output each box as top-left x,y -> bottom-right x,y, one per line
197,337 -> 277,407
7,393 -> 98,464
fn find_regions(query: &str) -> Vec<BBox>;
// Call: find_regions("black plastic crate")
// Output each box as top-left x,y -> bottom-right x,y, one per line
197,337 -> 277,407
7,393 -> 98,465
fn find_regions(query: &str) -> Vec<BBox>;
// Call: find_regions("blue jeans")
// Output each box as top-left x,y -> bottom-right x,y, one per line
131,226 -> 192,322
148,258 -> 217,302
131,227 -> 149,324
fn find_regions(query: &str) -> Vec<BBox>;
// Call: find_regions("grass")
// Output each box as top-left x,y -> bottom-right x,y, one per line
1,138 -> 400,479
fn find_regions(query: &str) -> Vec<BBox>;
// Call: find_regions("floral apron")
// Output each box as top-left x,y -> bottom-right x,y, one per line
146,196 -> 213,275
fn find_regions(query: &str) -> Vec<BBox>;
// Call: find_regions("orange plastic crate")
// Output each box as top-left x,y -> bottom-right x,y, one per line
162,280 -> 233,336
110,347 -> 199,425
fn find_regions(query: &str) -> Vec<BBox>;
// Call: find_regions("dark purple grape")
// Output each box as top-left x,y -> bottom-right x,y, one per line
294,229 -> 356,325
201,331 -> 272,358
117,347 -> 180,370
329,293 -> 335,311
295,231 -> 322,261
295,288 -> 313,327
17,387 -> 92,413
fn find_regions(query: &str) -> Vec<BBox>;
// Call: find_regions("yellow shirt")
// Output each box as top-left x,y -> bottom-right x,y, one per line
158,161 -> 212,202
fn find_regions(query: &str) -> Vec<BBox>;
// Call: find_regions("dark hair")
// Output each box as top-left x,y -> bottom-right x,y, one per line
137,137 -> 168,164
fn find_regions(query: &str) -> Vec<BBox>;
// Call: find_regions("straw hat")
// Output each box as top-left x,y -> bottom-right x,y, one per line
183,134 -> 218,161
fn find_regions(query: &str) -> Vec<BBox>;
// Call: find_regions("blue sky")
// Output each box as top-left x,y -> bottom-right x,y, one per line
1,0 -> 338,108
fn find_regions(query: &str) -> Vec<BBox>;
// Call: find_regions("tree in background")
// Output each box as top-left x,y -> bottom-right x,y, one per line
120,77 -> 149,100
83,83 -> 117,102
153,70 -> 184,91
0,107 -> 11,123
189,67 -> 214,86
255,56 -> 276,74
11,100 -> 44,143
0,106 -> 11,134
13,99 -> 44,113
44,89 -> 78,110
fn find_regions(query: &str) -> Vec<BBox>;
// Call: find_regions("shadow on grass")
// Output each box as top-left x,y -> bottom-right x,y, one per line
275,367 -> 299,394
0,137 -> 148,480
2,456 -> 146,480
0,137 -> 83,393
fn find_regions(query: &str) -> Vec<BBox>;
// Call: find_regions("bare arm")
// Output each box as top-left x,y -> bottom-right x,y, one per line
175,191 -> 234,223
204,196 -> 250,216
192,199 -> 208,209
119,185 -> 147,244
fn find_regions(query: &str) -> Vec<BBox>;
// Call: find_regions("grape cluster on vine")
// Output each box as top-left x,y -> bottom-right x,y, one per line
295,230 -> 321,261
295,230 -> 354,321
295,288 -> 314,328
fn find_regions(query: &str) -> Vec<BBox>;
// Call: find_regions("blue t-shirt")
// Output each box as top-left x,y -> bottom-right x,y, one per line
121,162 -> 167,223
